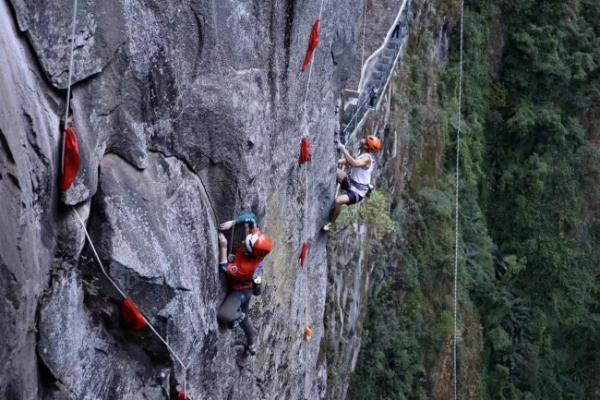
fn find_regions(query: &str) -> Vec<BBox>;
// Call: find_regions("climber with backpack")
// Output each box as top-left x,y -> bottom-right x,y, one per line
217,213 -> 273,356
323,135 -> 382,231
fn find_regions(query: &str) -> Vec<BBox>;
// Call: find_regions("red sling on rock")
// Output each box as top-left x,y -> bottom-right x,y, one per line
59,127 -> 80,191
120,298 -> 147,331
298,137 -> 312,165
301,20 -> 320,72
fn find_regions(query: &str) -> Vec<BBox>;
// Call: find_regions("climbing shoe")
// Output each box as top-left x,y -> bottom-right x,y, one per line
230,312 -> 246,329
247,344 -> 257,356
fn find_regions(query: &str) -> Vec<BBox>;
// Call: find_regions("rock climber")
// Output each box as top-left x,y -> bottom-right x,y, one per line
323,135 -> 382,231
392,23 -> 401,39
369,87 -> 379,108
217,213 -> 273,355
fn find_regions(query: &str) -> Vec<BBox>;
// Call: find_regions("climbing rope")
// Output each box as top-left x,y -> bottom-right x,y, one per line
72,207 -> 189,371
361,0 -> 367,67
453,0 -> 465,399
59,1 -> 191,391
73,207 -> 126,298
61,0 -> 78,175
228,189 -> 242,258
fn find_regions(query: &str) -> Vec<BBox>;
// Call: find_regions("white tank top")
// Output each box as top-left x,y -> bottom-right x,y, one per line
349,153 -> 374,196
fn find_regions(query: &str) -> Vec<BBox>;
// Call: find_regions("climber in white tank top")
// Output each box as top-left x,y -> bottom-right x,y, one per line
323,135 -> 382,231
348,152 -> 375,197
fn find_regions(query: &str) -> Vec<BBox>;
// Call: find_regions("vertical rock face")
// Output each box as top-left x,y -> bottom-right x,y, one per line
322,0 -> 455,398
0,1 -> 61,398
0,0 -> 365,398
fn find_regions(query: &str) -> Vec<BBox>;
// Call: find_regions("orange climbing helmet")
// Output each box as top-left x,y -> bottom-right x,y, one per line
365,135 -> 382,152
245,229 -> 273,258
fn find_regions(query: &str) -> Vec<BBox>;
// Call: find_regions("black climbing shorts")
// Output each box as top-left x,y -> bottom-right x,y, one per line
341,178 -> 364,205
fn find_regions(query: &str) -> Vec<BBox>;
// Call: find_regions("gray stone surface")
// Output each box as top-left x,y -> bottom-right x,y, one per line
0,0 -> 374,399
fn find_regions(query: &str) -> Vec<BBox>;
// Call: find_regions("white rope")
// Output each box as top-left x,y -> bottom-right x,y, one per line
361,0 -> 367,66
61,0 -> 78,175
144,316 -> 187,369
453,0 -> 465,399
73,207 -> 126,299
318,0 -> 326,20
302,0 -> 328,116
72,207 -> 188,369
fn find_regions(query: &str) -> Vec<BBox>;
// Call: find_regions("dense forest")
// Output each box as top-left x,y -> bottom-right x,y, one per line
348,0 -> 599,398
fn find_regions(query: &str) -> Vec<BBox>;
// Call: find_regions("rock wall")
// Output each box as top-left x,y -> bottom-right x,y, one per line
0,0 -> 367,398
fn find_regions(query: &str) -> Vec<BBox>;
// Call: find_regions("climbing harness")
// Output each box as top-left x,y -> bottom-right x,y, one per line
453,1 -> 465,399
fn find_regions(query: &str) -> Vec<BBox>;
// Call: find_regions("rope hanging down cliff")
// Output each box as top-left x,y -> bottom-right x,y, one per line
297,0 -> 327,166
72,209 -> 188,370
62,0 -> 78,173
298,0 -> 328,358
302,0 -> 327,115
58,2 -> 191,395
453,0 -> 465,399
59,0 -> 81,192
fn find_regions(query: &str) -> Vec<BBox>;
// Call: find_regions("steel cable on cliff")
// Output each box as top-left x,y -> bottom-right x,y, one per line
453,0 -> 465,399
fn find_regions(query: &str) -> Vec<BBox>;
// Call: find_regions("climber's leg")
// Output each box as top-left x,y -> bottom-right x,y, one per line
217,291 -> 245,327
239,293 -> 257,354
331,194 -> 351,224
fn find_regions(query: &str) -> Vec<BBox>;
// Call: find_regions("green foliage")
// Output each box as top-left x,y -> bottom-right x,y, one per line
358,190 -> 397,243
82,276 -> 101,297
349,0 -> 600,398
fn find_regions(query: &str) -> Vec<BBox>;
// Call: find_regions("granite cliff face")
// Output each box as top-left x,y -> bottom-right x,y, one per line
0,0 -> 450,398
0,0 -> 363,398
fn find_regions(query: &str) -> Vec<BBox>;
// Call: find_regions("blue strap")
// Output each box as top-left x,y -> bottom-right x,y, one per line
234,213 -> 257,229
